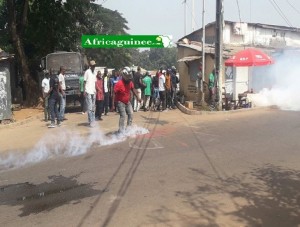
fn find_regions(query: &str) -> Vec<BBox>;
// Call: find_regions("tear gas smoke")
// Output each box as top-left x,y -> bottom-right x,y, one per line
252,49 -> 300,111
0,125 -> 149,171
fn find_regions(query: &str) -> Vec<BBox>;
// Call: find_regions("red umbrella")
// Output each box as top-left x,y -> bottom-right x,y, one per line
225,48 -> 274,67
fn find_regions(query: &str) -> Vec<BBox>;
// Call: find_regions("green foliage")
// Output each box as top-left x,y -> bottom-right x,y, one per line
0,0 -> 12,52
130,47 -> 177,70
0,0 -> 131,69
26,0 -> 66,57
0,0 -> 7,29
83,3 -> 131,69
0,0 -> 176,76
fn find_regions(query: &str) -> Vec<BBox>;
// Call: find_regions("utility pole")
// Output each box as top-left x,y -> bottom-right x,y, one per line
201,0 -> 205,105
215,0 -> 224,110
184,0 -> 187,35
192,0 -> 195,31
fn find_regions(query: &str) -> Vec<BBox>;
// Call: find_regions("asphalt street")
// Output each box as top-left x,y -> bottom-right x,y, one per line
0,108 -> 299,227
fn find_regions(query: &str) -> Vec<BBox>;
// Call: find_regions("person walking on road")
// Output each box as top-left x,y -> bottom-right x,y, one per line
84,60 -> 97,127
110,69 -> 121,112
79,66 -> 88,114
171,66 -> 179,108
103,68 -> 110,116
165,69 -> 172,109
58,66 -> 66,121
158,70 -> 166,111
41,70 -> 50,121
114,67 -> 142,134
48,71 -> 61,128
208,69 -> 216,106
95,71 -> 104,121
132,66 -> 143,112
142,71 -> 152,111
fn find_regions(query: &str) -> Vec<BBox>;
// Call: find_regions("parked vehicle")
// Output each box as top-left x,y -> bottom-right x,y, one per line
40,51 -> 88,106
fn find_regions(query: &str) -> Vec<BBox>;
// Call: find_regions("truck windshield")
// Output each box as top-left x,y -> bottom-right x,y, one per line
47,52 -> 81,74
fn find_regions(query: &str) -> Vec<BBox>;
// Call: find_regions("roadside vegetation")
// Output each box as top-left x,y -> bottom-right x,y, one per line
0,0 -> 176,106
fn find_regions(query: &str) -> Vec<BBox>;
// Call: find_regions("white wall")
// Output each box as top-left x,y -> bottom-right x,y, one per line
223,23 -> 300,48
233,67 -> 249,100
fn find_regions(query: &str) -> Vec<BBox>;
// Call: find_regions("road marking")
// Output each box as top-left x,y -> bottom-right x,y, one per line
177,141 -> 189,148
193,130 -> 220,137
108,195 -> 120,203
128,139 -> 163,150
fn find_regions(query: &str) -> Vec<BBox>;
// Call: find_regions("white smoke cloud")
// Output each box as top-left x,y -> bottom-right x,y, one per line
0,125 -> 149,171
252,49 -> 300,111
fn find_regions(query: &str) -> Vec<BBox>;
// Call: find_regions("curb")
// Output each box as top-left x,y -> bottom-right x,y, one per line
0,104 -> 269,129
176,102 -> 267,115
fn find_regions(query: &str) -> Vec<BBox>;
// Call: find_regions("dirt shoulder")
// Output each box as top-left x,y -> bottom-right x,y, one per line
0,107 -> 44,127
12,108 -> 44,122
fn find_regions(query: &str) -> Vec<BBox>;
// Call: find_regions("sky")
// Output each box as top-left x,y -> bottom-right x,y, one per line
95,0 -> 300,42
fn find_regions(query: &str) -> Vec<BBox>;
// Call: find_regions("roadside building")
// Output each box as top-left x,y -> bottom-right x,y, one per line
177,21 -> 300,105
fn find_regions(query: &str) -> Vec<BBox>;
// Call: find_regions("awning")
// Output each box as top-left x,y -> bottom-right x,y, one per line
177,56 -> 201,62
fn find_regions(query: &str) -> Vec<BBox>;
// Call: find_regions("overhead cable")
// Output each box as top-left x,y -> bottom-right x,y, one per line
268,0 -> 293,27
185,0 -> 200,30
287,0 -> 300,15
236,0 -> 242,24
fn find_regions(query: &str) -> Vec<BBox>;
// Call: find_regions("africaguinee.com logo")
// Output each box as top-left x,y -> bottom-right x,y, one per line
82,35 -> 173,48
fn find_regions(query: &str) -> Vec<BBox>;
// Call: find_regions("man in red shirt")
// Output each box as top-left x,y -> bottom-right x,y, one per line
95,71 -> 104,121
114,67 -> 141,133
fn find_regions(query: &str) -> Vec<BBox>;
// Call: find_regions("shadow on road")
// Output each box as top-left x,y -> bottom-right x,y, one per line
146,165 -> 300,227
77,110 -> 162,227
0,174 -> 101,217
140,116 -> 169,126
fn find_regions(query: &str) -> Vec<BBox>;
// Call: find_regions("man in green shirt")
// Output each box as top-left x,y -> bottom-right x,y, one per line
142,71 -> 152,111
208,69 -> 215,105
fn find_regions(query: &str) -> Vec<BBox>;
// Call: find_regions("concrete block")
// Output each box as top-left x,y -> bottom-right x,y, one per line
185,101 -> 193,109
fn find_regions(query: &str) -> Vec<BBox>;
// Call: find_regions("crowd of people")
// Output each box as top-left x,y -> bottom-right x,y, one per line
41,60 -> 180,133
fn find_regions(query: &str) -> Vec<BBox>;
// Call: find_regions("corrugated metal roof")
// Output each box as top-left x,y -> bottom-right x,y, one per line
177,56 -> 201,62
177,42 -> 232,57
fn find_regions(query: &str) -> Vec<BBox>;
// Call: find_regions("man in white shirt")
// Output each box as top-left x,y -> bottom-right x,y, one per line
103,68 -> 110,115
41,70 -> 50,121
84,60 -> 97,127
58,66 -> 66,121
158,70 -> 166,111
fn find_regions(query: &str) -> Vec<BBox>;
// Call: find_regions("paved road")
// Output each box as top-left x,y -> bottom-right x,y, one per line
0,108 -> 299,227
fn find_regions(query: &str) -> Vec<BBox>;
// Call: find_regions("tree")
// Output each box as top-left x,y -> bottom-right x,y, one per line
130,47 -> 177,71
7,0 -> 37,106
2,0 -> 131,106
0,0 -> 12,52
83,3 -> 131,69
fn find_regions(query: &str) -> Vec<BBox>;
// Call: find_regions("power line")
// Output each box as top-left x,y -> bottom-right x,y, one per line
185,0 -> 200,30
269,0 -> 292,26
272,0 -> 292,25
268,0 -> 293,27
235,0 -> 245,45
182,0 -> 187,35
235,0 -> 242,24
287,0 -> 300,15
249,0 -> 252,23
